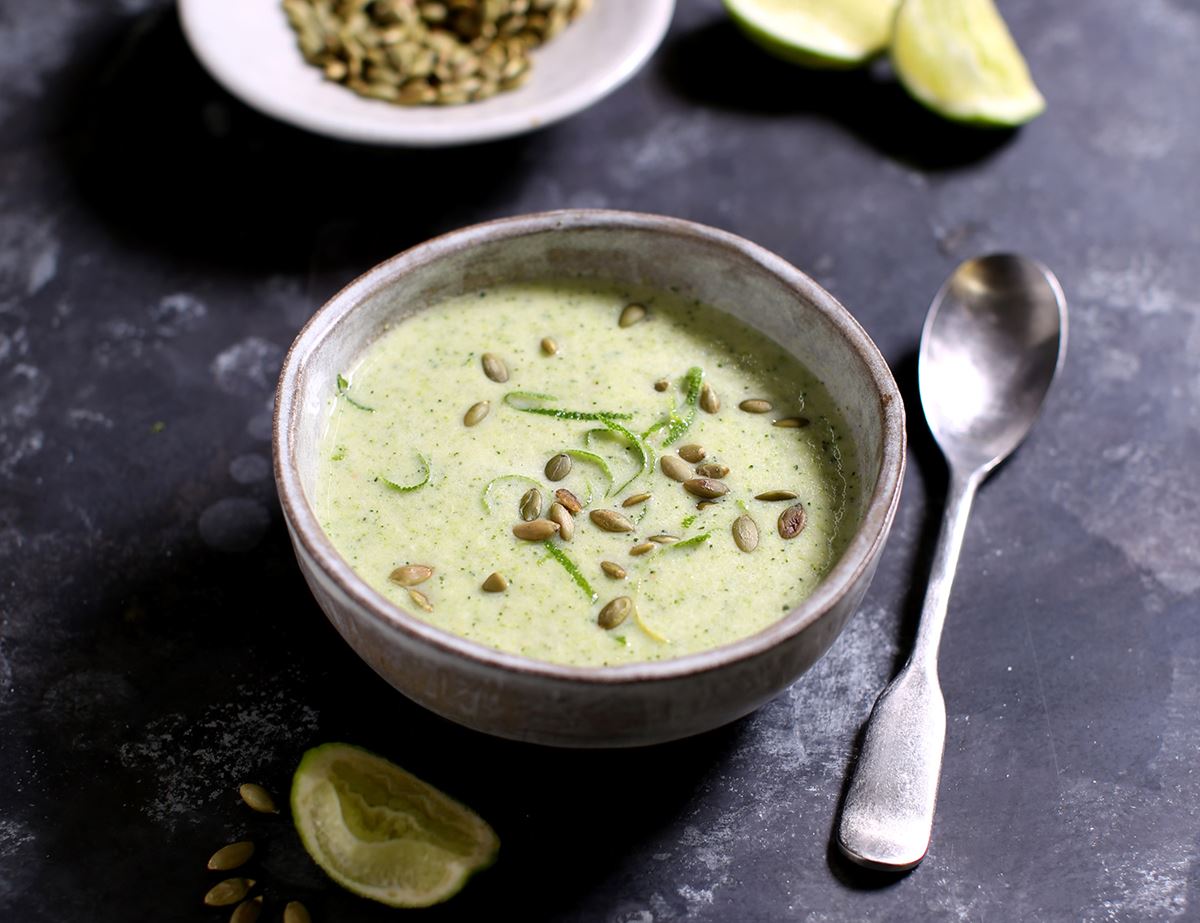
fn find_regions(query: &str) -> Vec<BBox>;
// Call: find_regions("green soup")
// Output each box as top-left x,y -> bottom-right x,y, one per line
316,282 -> 860,667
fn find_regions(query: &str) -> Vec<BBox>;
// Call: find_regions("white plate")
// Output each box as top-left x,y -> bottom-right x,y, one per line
179,0 -> 675,146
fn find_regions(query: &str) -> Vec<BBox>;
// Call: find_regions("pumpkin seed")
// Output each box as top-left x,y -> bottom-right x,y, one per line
598,596 -> 633,629
653,378 -> 670,392
463,400 -> 490,426
732,514 -> 759,552
482,572 -> 508,592
683,478 -> 729,499
695,463 -> 730,479
207,841 -> 255,871
618,303 -> 646,327
238,784 -> 277,814
408,587 -> 434,612
649,533 -> 681,544
678,444 -> 706,463
540,336 -> 558,355
513,519 -> 560,540
555,488 -> 583,514
629,541 -> 655,556
697,500 -> 720,510
600,561 -> 627,579
756,489 -> 798,501
389,564 -> 434,587
548,501 -> 574,541
204,879 -> 255,908
773,416 -> 810,428
660,455 -> 691,482
519,487 -> 543,521
481,352 -> 509,382
621,492 -> 651,507
739,399 -> 773,413
231,897 -> 263,923
283,902 -> 312,923
778,503 -> 808,539
700,382 -> 720,413
589,509 -> 635,532
545,452 -> 572,481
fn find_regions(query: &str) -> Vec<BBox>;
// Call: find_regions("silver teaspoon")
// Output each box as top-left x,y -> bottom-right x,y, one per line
837,254 -> 1068,871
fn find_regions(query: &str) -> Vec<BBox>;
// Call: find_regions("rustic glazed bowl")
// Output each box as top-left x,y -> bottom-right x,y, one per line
274,210 -> 905,747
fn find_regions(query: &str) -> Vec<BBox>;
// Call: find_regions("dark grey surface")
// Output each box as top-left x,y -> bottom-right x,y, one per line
2,0 -> 1197,920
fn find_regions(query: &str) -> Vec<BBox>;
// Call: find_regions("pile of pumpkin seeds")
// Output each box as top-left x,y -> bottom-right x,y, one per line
282,0 -> 592,106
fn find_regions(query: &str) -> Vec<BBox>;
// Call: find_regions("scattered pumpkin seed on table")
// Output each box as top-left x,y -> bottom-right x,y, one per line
284,902 -> 312,923
230,897 -> 263,923
204,878 -> 255,908
238,784 -> 277,814
207,841 -> 255,871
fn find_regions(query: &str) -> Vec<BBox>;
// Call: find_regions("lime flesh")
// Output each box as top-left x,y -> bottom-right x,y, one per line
724,0 -> 900,68
892,0 -> 1045,126
291,743 -> 499,908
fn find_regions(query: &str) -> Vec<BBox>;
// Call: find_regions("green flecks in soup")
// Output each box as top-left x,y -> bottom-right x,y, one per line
316,282 -> 861,667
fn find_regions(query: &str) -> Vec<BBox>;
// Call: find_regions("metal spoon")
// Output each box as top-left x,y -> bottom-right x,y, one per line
836,254 -> 1068,871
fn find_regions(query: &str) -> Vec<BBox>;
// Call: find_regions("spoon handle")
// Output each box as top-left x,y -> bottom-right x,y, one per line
836,468 -> 980,870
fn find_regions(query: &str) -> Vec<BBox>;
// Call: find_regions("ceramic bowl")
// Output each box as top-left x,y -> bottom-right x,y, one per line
274,210 -> 905,747
179,0 -> 675,146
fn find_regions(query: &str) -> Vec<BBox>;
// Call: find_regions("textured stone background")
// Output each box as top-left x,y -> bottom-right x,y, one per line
2,0 -> 1198,920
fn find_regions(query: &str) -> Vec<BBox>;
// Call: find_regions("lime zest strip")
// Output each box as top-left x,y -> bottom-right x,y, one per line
600,417 -> 654,495
376,453 -> 430,493
658,366 -> 704,446
560,449 -> 614,496
482,473 -> 545,513
669,532 -> 712,550
502,391 -> 633,421
540,540 -> 597,602
336,373 -> 375,413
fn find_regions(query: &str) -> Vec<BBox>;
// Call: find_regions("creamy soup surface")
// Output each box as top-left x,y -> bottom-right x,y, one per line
315,282 -> 861,667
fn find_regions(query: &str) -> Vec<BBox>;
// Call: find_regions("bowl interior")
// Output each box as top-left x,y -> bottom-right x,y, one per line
286,214 -> 897,622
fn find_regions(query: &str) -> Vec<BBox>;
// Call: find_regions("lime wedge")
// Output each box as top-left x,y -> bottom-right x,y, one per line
724,0 -> 900,68
892,0 -> 1045,126
291,743 -> 499,908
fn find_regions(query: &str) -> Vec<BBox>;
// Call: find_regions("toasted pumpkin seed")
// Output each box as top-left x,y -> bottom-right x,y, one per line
773,416 -> 810,428
739,399 -> 772,413
513,519 -> 560,540
598,596 -> 633,628
678,444 -> 706,463
231,897 -> 263,923
653,378 -> 670,392
621,492 -> 651,507
389,564 -> 434,587
540,336 -> 558,356
238,784 -> 277,814
482,572 -> 508,592
629,541 -> 655,556
732,514 -> 759,552
618,303 -> 646,327
481,352 -> 509,382
778,503 -> 808,539
695,462 -> 730,479
700,382 -> 719,413
649,533 -> 680,544
283,902 -> 312,923
660,455 -> 691,482
555,488 -> 583,514
683,478 -> 729,498
548,501 -> 574,541
204,878 -> 255,907
589,509 -> 635,532
756,489 -> 798,501
600,561 -> 627,579
407,588 -> 434,612
697,500 -> 720,510
545,453 -> 572,481
463,400 -> 490,426
519,487 -> 543,521
207,841 -> 255,871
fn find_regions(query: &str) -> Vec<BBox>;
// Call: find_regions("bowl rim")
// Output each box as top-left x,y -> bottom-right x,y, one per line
178,0 -> 676,147
274,209 -> 906,685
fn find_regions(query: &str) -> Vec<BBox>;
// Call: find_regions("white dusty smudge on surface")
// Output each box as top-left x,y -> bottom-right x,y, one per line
198,497 -> 271,552
0,817 -> 37,897
0,0 -> 85,126
1077,251 -> 1197,318
611,112 -> 723,189
0,364 -> 48,478
0,212 -> 60,301
117,684 -> 319,829
229,453 -> 271,484
211,336 -> 285,397
150,292 -> 207,337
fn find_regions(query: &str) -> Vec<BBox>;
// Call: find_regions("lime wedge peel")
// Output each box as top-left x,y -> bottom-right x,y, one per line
291,743 -> 499,908
723,0 -> 901,69
891,0 -> 1045,126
